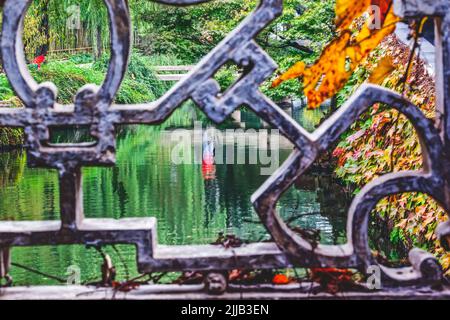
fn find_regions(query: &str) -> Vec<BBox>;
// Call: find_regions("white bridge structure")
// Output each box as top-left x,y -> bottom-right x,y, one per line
154,65 -> 194,82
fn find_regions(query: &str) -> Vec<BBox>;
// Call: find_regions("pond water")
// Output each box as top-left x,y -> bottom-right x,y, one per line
0,107 -> 351,285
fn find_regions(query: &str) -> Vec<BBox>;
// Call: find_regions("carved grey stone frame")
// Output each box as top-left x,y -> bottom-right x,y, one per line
0,0 -> 448,288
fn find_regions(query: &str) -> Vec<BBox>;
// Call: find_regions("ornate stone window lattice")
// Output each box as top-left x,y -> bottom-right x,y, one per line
0,0 -> 449,294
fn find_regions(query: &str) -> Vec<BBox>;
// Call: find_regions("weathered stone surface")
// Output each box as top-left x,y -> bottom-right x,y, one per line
394,0 -> 448,17
0,0 -> 449,298
2,284 -> 450,300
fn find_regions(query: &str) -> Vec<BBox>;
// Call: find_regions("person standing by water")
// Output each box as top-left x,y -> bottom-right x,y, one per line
202,127 -> 216,180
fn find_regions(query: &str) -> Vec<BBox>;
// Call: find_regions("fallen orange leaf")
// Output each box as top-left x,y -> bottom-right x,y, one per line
272,274 -> 290,285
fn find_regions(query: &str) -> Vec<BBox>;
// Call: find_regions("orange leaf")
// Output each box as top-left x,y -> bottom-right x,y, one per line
302,31 -> 352,108
336,0 -> 371,30
368,56 -> 395,84
355,7 -> 400,55
272,274 -> 289,285
371,0 -> 392,26
271,61 -> 305,88
272,2 -> 400,109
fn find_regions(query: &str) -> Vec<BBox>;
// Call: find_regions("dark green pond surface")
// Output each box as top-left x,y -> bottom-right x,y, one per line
0,107 -> 351,285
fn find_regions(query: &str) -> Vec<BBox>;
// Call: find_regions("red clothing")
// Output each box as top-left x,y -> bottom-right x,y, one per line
32,55 -> 46,69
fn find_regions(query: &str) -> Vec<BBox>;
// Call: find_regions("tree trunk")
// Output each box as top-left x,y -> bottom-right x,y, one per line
35,0 -> 50,57
95,25 -> 103,60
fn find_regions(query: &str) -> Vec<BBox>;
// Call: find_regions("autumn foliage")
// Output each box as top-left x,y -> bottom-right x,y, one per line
272,0 -> 400,108
332,34 -> 450,273
271,0 -> 450,273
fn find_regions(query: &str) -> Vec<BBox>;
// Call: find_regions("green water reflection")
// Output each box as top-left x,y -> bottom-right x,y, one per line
0,108 -> 350,286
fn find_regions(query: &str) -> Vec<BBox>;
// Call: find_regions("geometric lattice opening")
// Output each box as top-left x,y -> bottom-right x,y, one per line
49,126 -> 96,144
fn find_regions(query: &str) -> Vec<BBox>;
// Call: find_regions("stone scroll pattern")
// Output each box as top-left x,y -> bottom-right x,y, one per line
0,0 -> 447,287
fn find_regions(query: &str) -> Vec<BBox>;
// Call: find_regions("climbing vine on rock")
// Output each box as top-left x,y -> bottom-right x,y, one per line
332,35 -> 450,273
269,0 -> 449,273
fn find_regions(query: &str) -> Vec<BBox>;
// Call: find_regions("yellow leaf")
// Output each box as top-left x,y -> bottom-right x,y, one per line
336,0 -> 371,31
303,32 -> 352,108
368,56 -> 395,84
355,7 -> 400,55
271,61 -> 305,87
272,1 -> 400,109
